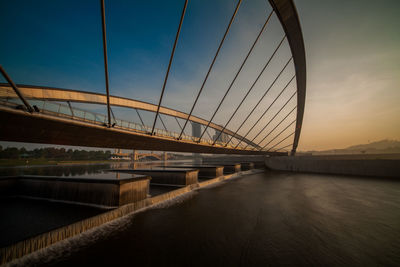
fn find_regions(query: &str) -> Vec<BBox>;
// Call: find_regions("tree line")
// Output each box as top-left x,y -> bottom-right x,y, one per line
0,146 -> 112,160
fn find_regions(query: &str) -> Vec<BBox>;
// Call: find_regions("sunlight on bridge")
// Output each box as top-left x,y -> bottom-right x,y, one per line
0,0 -> 306,156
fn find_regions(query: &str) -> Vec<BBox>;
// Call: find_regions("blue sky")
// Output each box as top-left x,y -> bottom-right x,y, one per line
1,0 -> 399,151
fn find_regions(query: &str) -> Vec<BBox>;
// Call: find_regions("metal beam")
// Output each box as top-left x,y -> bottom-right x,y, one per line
252,104 -> 296,149
67,101 -> 74,117
0,84 -> 257,147
268,0 -> 306,155
225,55 -> 291,147
178,0 -> 242,140
135,108 -> 145,126
234,73 -> 295,148
158,114 -> 168,132
100,0 -> 112,127
0,66 -> 33,113
266,130 -> 295,151
262,120 -> 296,150
198,10 -> 274,141
245,91 -> 296,149
213,35 -> 286,145
0,105 -> 288,156
152,0 -> 188,134
273,143 -> 293,152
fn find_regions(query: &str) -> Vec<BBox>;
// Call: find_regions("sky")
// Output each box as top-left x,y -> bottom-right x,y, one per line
0,0 -> 399,151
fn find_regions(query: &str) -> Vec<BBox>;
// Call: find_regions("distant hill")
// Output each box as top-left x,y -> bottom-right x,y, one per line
306,139 -> 400,155
346,139 -> 400,151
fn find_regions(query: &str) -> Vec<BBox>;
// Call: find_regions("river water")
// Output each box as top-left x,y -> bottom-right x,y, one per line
8,169 -> 400,266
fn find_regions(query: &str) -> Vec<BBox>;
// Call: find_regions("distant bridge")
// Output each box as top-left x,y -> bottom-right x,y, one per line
0,0 -> 306,156
112,150 -> 169,161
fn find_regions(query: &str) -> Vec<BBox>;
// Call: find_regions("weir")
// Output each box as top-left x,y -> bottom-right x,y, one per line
240,162 -> 255,171
109,168 -> 199,186
0,168 -> 264,264
161,165 -> 224,179
0,174 -> 150,208
203,163 -> 241,174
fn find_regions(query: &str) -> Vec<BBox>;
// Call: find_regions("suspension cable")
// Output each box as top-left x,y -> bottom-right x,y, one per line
273,143 -> 293,152
251,104 -> 296,149
175,117 -> 183,130
151,0 -> 188,135
135,108 -> 145,126
178,0 -> 242,139
225,55 -> 291,147
205,129 -> 213,141
158,114 -> 168,131
100,0 -> 112,127
262,120 -> 296,150
266,131 -> 295,152
234,73 -> 295,149
212,35 -> 286,145
245,91 -> 296,148
198,10 -> 274,141
110,106 -> 116,124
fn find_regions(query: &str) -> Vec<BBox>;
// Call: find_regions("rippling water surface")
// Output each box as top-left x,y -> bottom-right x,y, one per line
14,171 -> 400,266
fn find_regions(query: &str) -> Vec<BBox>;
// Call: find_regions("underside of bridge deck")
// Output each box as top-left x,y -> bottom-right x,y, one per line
0,107 -> 286,156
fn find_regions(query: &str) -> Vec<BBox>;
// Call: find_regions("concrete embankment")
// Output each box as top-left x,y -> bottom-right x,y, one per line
265,155 -> 400,178
0,168 -> 263,265
203,155 -> 266,168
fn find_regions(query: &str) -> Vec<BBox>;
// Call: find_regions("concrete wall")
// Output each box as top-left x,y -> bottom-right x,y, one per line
0,176 -> 150,207
203,155 -> 265,164
118,179 -> 149,205
240,162 -> 255,171
265,156 -> 400,178
203,156 -> 265,168
117,169 -> 199,186
198,166 -> 224,178
222,164 -> 241,174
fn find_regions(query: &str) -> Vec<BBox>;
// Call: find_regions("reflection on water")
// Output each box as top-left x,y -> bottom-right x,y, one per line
16,171 -> 400,267
0,160 -> 193,178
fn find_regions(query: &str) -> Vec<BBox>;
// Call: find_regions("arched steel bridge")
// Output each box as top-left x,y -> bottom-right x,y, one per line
0,0 -> 306,156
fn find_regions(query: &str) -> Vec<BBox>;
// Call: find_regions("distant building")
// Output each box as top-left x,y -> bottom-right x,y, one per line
192,122 -> 201,138
213,130 -> 229,143
192,122 -> 202,163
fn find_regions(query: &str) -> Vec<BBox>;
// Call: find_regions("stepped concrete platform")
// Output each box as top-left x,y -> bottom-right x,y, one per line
161,165 -> 224,178
0,173 -> 150,208
240,162 -> 255,171
222,164 -> 241,174
109,168 -> 199,186
203,155 -> 266,168
203,163 -> 241,174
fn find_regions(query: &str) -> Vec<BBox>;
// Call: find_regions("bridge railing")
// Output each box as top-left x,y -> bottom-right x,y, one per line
0,97 -> 249,150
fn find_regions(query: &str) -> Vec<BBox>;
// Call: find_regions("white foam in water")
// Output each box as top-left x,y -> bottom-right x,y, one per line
151,190 -> 198,209
5,210 -> 137,267
4,171 -> 260,266
4,188 -> 198,267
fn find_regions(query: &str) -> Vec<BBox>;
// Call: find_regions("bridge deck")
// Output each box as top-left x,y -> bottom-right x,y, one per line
0,106 -> 285,155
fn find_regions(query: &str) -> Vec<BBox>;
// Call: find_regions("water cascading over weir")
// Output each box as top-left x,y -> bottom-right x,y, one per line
0,0 -> 306,264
